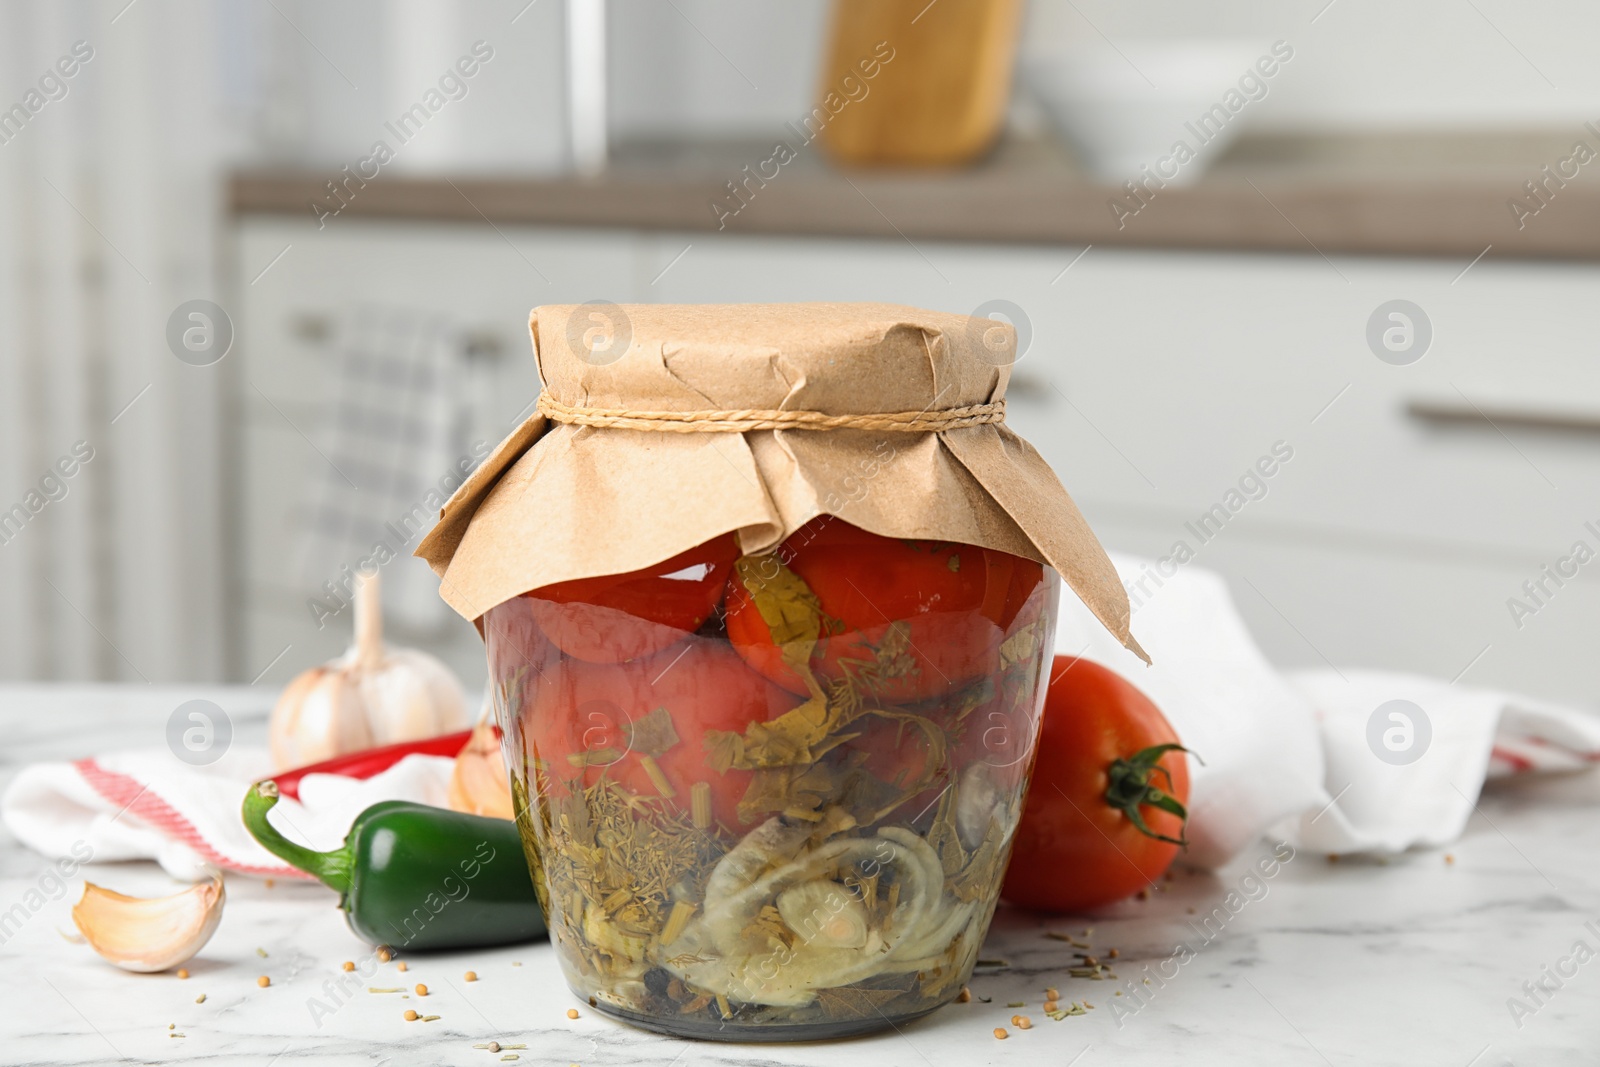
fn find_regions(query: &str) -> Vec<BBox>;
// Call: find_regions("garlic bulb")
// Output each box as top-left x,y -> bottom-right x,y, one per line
270,570 -> 468,768
447,698 -> 515,820
72,877 -> 225,972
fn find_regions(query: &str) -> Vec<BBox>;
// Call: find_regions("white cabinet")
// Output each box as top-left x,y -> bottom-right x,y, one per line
233,218 -> 638,691
232,220 -> 1600,705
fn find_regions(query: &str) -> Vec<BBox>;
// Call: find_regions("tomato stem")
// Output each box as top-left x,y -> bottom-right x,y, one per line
1105,743 -> 1193,847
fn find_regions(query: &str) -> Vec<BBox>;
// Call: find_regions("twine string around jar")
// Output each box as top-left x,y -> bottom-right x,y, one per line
535,394 -> 1006,434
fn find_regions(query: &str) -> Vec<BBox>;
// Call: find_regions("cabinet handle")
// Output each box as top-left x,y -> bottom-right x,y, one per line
1406,396 -> 1600,435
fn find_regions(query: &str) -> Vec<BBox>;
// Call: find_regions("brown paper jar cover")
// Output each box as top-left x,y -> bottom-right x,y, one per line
415,302 -> 1144,662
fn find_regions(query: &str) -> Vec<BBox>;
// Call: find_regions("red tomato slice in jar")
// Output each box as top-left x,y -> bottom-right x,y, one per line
519,639 -> 797,832
1000,557 -> 1046,631
832,711 -> 952,824
522,534 -> 739,663
724,517 -> 1016,703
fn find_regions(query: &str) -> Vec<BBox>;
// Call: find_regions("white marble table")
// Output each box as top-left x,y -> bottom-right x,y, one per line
3,685 -> 1598,1066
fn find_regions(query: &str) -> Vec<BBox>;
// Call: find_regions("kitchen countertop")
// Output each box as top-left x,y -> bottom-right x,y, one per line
4,685 -> 1599,1065
230,131 -> 1600,260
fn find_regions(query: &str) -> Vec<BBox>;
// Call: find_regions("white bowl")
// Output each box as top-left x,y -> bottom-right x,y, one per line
1024,39 -> 1268,186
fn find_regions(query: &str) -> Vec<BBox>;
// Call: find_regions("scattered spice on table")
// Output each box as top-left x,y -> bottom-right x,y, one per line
1445,853 -> 1456,865
415,984 -> 429,997
378,947 -> 393,962
257,976 -> 271,988
256,947 -> 268,958
195,994 -> 206,1004
1012,1015 -> 1032,1030
993,1028 -> 1008,1040
177,968 -> 189,979
404,1010 -> 419,1022
369,987 -> 403,994
465,971 -> 478,982
957,987 -> 971,1003
342,961 -> 355,971
1044,987 -> 1059,1000
422,1015 -> 441,1022
1107,948 -> 1119,959
566,1008 -> 579,1019
1046,1002 -> 1089,1020
398,961 -> 408,972
1044,1000 -> 1059,1012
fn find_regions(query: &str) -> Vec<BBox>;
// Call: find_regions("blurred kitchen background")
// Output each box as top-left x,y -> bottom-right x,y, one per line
2,0 -> 1598,705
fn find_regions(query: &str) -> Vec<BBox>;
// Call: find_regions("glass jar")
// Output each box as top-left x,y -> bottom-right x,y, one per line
484,516 -> 1059,1041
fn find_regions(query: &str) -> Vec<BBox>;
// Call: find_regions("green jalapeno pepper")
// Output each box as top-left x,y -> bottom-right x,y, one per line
242,780 -> 546,951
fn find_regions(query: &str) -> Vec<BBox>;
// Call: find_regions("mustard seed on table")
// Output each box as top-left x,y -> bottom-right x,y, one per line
404,1010 -> 418,1021
465,970 -> 478,982
566,1008 -> 579,1019
257,976 -> 271,988
415,984 -> 429,997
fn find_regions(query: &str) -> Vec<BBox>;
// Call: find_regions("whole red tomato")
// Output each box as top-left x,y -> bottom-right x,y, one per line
522,534 -> 739,663
1001,655 -> 1191,913
519,639 -> 797,831
724,517 -> 1025,703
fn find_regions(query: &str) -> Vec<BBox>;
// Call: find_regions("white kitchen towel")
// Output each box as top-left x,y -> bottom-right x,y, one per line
1284,670 -> 1600,854
1,747 -> 455,883
1057,553 -> 1600,865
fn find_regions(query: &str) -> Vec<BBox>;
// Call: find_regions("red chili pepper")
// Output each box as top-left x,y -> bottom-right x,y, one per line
270,731 -> 473,800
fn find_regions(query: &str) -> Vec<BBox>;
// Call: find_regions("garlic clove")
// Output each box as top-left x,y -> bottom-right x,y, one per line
71,877 -> 225,973
448,716 -> 514,820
